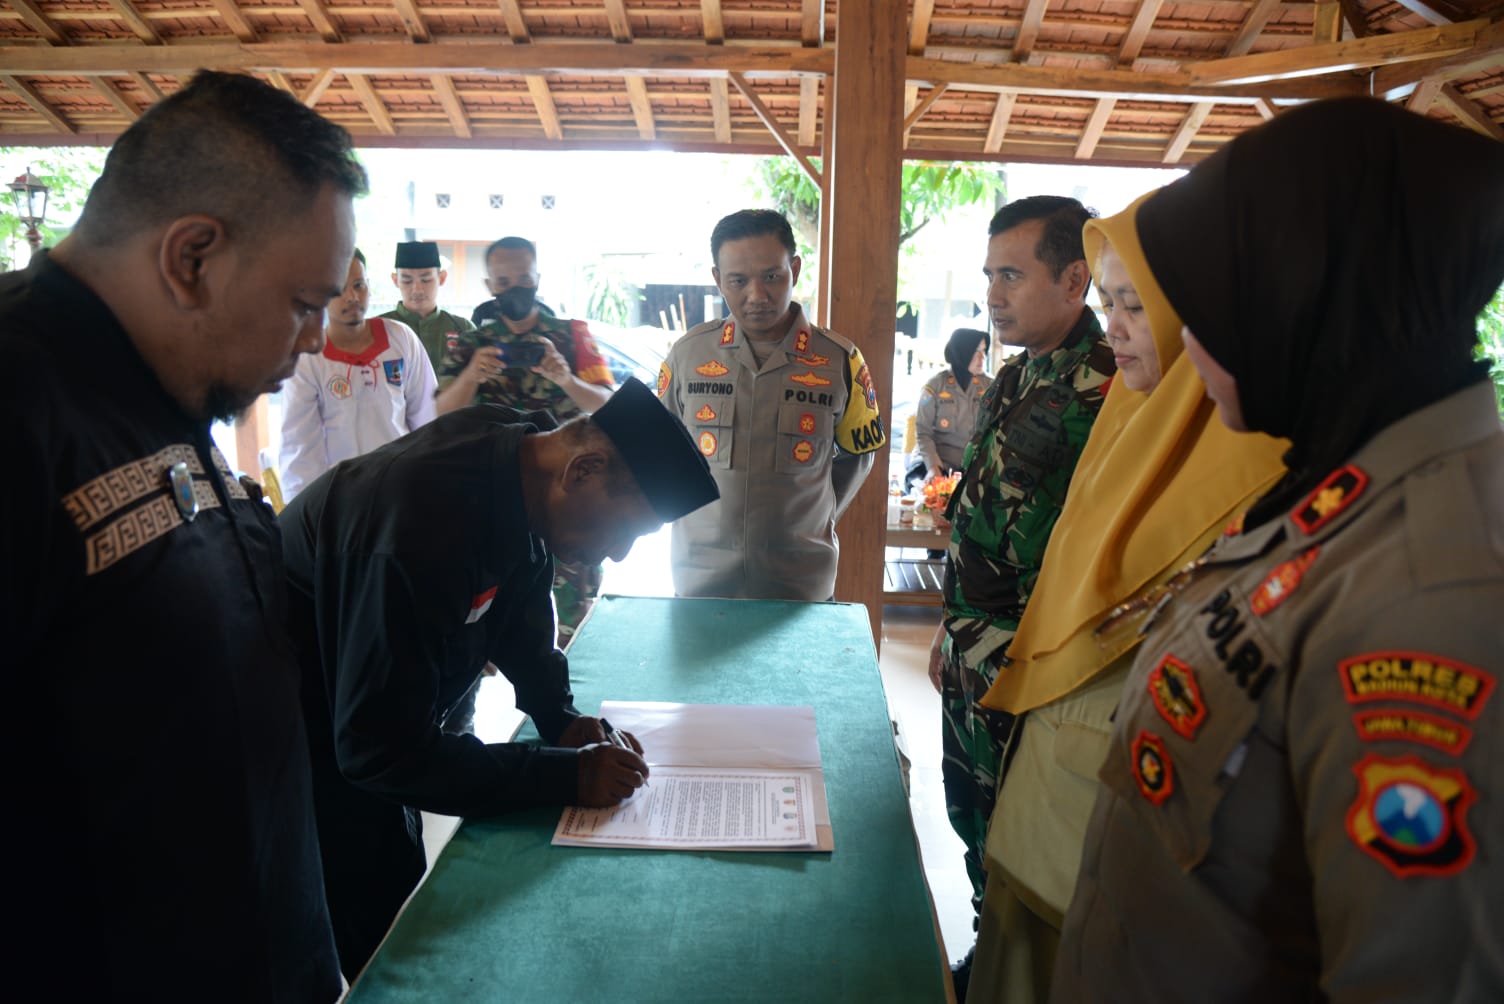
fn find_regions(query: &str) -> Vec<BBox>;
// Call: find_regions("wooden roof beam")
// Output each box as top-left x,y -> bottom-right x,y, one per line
903,83 -> 948,147
392,0 -> 431,43
107,0 -> 161,45
295,0 -> 343,44
1075,97 -> 1115,159
0,42 -> 837,78
798,75 -> 818,147
302,68 -> 336,107
498,1 -> 530,43
92,76 -> 140,122
983,92 -> 1016,153
126,71 -> 164,103
605,0 -> 633,43
525,75 -> 563,139
802,0 -> 824,47
701,0 -> 724,44
1388,0 -> 1469,27
0,74 -> 75,134
1312,2 -> 1342,44
624,76 -> 656,139
1226,0 -> 1282,57
1117,0 -> 1166,65
1252,96 -> 1277,119
1336,0 -> 1373,37
1014,0 -> 1050,64
1163,101 -> 1213,162
728,71 -> 820,185
266,70 -> 296,94
430,74 -> 470,138
346,73 -> 395,134
1190,18 -> 1490,85
9,0 -> 67,46
709,76 -> 731,143
208,0 -> 258,43
1436,81 -> 1504,140
910,0 -> 936,56
1406,75 -> 1444,111
1371,19 -> 1504,94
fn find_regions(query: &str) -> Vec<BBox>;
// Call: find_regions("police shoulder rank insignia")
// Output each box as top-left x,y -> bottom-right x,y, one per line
695,360 -> 730,378
720,322 -> 735,346
1345,753 -> 1476,878
1338,651 -> 1494,720
1131,731 -> 1174,805
1292,464 -> 1369,534
656,362 -> 671,398
1147,655 -> 1207,740
167,461 -> 198,522
698,431 -> 718,457
695,404 -> 717,422
794,329 -> 810,354
791,371 -> 831,387
792,440 -> 814,464
799,412 -> 816,434
1352,709 -> 1472,756
1251,546 -> 1320,617
383,359 -> 405,386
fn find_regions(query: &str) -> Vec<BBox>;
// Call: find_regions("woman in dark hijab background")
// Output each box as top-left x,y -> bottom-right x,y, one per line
1052,98 -> 1504,1002
911,327 -> 991,485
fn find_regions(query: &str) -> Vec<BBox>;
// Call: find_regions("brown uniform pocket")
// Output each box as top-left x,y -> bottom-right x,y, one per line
686,395 -> 735,469
775,403 -> 831,475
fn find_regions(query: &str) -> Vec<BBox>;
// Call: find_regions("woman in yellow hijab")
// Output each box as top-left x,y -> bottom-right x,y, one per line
965,195 -> 1287,1002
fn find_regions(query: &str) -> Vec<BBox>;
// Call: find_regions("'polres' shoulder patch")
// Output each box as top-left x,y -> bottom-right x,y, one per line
1345,753 -> 1476,879
655,362 -> 672,398
1338,651 -> 1495,721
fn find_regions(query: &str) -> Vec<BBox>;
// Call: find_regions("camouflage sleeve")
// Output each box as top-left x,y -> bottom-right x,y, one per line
436,328 -> 480,391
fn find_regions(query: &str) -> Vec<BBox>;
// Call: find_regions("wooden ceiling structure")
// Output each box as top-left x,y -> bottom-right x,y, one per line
0,0 -> 1499,164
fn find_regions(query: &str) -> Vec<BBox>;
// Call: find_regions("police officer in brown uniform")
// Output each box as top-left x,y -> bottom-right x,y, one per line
657,210 -> 885,600
1054,99 -> 1504,1000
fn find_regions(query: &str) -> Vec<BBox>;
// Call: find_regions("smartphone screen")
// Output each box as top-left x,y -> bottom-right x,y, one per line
497,340 -> 547,368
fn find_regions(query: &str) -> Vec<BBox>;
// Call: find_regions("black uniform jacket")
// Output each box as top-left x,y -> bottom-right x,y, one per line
1,252 -> 341,1000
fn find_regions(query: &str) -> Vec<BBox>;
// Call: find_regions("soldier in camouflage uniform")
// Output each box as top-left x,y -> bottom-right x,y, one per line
926,197 -> 1114,982
435,236 -> 615,646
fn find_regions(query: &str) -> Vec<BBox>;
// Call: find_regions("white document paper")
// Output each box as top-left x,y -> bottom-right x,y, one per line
551,703 -> 833,852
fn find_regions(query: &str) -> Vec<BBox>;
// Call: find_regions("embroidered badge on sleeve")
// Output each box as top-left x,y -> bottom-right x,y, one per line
1131,731 -> 1175,805
1345,754 -> 1476,878
655,362 -> 671,398
1147,655 -> 1208,741
1352,710 -> 1473,756
1338,651 -> 1495,720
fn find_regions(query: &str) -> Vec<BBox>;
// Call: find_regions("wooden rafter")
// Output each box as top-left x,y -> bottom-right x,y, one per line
1407,75 -> 1444,110
709,76 -> 731,143
391,0 -> 431,43
802,0 -> 823,47
1014,0 -> 1051,64
1117,0 -> 1167,65
346,72 -> 395,134
1313,2 -> 1343,43
701,0 -> 724,44
1226,0 -> 1283,57
798,76 -> 818,147
1436,80 -> 1504,138
106,0 -> 161,45
1075,98 -> 1116,159
728,71 -> 820,184
430,74 -> 471,138
1337,0 -> 1374,38
9,0 -> 67,46
1164,101 -> 1214,162
902,83 -> 948,133
295,0 -> 343,44
207,0 -> 258,44
498,0 -> 530,43
624,76 -> 656,139
1192,19 -> 1489,85
301,68 -> 336,107
1252,97 -> 1277,119
0,74 -> 74,134
910,0 -> 936,56
1372,20 -> 1504,93
525,75 -> 563,139
266,70 -> 296,94
92,76 -> 140,122
605,0 -> 633,43
126,71 -> 164,103
983,92 -> 1016,153
1389,0 -> 1469,26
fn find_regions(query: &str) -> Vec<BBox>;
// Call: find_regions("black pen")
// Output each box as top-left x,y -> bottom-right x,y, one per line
599,717 -> 649,788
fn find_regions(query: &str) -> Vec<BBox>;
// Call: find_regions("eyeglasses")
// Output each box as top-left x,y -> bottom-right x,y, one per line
1093,555 -> 1214,648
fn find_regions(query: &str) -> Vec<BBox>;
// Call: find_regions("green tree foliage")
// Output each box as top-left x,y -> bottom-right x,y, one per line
1477,285 -> 1504,415
748,157 -> 1003,301
583,258 -> 642,327
1,147 -> 108,269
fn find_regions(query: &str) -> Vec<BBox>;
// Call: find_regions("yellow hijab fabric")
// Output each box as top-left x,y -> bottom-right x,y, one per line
980,194 -> 1287,715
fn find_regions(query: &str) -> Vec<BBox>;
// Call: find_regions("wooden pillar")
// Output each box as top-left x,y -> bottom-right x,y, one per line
234,395 -> 271,476
825,0 -> 906,644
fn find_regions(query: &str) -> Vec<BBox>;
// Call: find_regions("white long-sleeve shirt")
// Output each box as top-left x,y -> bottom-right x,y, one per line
278,317 -> 437,500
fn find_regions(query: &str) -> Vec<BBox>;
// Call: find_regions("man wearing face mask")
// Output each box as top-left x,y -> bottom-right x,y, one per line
436,235 -> 616,646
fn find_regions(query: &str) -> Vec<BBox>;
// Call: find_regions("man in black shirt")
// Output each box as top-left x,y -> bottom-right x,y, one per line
1,72 -> 365,999
281,378 -> 718,978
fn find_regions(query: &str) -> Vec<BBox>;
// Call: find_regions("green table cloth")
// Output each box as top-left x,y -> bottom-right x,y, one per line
348,596 -> 949,1002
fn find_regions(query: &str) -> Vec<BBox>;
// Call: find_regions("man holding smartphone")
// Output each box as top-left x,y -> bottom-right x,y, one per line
436,235 -> 616,647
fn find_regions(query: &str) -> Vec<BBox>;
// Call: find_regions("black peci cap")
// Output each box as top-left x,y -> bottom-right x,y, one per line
593,378 -> 720,522
394,241 -> 441,269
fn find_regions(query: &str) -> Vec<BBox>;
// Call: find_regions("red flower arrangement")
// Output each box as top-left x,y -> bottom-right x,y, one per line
920,472 -> 961,516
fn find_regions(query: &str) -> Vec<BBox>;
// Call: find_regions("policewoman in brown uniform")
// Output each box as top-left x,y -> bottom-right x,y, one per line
913,327 -> 992,480
1054,99 -> 1504,1001
658,210 -> 885,601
